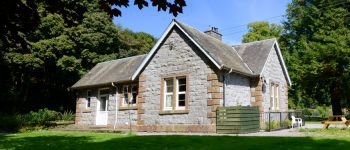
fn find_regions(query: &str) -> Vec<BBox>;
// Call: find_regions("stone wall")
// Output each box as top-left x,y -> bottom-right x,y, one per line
207,70 -> 223,126
75,87 -> 137,129
75,89 -> 98,126
224,73 -> 251,106
261,46 -> 289,112
137,27 -> 218,132
249,78 -> 264,112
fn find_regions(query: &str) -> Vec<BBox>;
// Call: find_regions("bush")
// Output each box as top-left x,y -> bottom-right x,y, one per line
315,105 -> 331,119
264,120 -> 280,131
0,108 -> 75,132
58,110 -> 75,121
23,108 -> 59,125
282,119 -> 291,127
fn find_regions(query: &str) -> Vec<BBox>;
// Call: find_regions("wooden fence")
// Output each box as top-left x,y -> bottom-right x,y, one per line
216,106 -> 260,134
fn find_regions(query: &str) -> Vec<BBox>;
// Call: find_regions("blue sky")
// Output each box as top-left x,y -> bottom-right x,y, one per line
113,0 -> 291,44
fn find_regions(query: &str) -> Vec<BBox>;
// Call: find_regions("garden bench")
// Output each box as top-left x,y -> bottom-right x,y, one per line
322,116 -> 350,129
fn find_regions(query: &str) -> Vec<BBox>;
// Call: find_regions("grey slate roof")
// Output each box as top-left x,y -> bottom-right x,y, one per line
71,55 -> 146,89
175,20 -> 253,75
233,38 -> 276,74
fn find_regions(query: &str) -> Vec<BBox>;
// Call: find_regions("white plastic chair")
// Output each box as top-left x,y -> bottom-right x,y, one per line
291,116 -> 303,128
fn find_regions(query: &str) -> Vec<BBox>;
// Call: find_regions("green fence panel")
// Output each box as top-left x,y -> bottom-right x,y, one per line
216,106 -> 260,134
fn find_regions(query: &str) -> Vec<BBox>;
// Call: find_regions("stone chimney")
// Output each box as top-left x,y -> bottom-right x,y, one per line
204,27 -> 222,41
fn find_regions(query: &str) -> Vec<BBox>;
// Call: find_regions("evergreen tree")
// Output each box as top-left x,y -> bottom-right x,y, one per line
283,0 -> 350,114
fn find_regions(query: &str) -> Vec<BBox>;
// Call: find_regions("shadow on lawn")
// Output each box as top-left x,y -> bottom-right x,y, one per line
1,134 -> 350,150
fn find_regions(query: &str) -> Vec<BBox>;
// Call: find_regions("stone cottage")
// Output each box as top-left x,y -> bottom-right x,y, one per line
71,20 -> 291,132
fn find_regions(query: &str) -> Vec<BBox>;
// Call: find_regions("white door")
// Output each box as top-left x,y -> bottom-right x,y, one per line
96,91 -> 109,125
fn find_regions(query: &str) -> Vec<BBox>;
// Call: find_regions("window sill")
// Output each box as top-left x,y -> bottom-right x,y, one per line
82,109 -> 93,113
159,110 -> 189,115
119,106 -> 138,110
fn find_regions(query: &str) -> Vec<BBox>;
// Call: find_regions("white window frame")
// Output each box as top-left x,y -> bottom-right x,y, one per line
175,78 -> 186,110
164,79 -> 173,110
98,88 -> 109,112
270,83 -> 280,111
86,90 -> 91,108
275,84 -> 280,110
122,85 -> 129,106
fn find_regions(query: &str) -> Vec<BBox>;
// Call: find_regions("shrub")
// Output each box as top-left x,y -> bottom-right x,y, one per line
315,105 -> 331,119
264,120 -> 280,131
58,110 -> 75,121
0,108 -> 76,132
282,119 -> 291,127
23,108 -> 59,125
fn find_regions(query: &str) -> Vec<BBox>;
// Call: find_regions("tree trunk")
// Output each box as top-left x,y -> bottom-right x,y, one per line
331,84 -> 343,115
331,98 -> 342,115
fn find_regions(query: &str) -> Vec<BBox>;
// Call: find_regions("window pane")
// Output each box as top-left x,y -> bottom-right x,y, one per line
131,93 -> 137,104
87,91 -> 91,108
178,100 -> 185,107
178,78 -> 186,85
131,85 -> 138,104
124,95 -> 128,104
178,94 -> 186,107
165,79 -> 173,93
123,86 -> 128,104
87,98 -> 91,107
179,85 -> 186,92
166,95 -> 172,107
100,96 -> 107,111
178,78 -> 186,92
178,94 -> 185,100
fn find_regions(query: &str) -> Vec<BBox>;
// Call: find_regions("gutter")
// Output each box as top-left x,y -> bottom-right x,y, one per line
221,65 -> 258,78
111,82 -> 118,130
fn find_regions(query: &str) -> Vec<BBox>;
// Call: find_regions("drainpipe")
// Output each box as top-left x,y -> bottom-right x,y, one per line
112,82 -> 118,130
223,69 -> 232,107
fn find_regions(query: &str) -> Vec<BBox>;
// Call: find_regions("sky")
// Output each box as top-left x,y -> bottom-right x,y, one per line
113,0 -> 291,44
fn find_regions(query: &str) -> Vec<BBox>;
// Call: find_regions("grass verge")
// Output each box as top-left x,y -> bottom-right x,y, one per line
1,131 -> 350,149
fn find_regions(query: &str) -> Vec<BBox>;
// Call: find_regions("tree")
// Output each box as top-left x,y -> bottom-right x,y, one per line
0,0 -> 186,63
283,0 -> 350,115
242,21 -> 283,43
1,0 -> 156,113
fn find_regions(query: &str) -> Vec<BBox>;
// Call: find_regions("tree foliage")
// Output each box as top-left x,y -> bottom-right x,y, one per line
242,21 -> 283,43
283,0 -> 349,114
242,0 -> 349,114
99,0 -> 187,17
0,0 -> 156,113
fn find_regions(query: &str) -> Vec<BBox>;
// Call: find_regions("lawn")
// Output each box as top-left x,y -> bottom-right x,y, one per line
300,128 -> 350,137
1,131 -> 350,150
305,121 -> 322,124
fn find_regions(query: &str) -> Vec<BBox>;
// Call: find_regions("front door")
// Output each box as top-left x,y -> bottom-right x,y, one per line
96,89 -> 109,125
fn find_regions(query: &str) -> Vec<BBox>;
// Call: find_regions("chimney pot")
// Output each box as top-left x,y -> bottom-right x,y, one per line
204,26 -> 222,41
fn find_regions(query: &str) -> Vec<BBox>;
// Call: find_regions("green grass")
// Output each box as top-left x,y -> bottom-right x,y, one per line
299,128 -> 350,137
305,121 -> 322,124
1,131 -> 350,150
